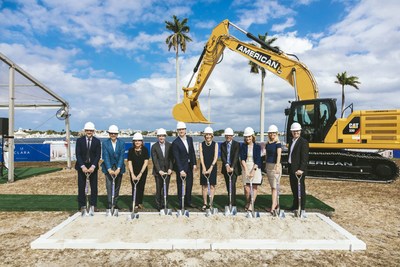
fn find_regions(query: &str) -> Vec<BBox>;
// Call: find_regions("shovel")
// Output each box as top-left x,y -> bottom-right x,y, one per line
205,174 -> 218,217
224,172 -> 237,216
82,172 -> 94,216
246,176 -> 260,218
176,175 -> 189,217
294,173 -> 306,219
106,174 -> 118,217
273,172 -> 285,218
129,178 -> 140,220
159,174 -> 172,216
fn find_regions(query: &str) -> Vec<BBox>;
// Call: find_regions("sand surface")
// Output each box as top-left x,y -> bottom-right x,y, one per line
0,160 -> 399,266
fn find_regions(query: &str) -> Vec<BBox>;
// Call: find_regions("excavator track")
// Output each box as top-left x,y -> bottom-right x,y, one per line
282,150 -> 399,182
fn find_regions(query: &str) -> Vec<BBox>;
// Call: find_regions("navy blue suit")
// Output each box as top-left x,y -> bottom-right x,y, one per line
75,135 -> 101,209
172,136 -> 196,208
101,138 -> 126,208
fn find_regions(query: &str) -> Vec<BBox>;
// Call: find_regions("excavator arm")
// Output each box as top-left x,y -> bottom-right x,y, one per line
172,19 -> 319,123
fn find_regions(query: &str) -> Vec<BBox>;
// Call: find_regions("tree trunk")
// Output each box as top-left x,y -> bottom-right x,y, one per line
341,85 -> 345,118
176,46 -> 179,104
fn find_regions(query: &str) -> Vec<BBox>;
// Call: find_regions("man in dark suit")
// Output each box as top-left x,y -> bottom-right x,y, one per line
172,121 -> 197,209
75,122 -> 101,211
287,122 -> 309,211
151,128 -> 173,211
100,125 -> 126,210
220,127 -> 241,206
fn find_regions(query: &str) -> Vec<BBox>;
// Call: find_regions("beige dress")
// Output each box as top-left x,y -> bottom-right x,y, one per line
266,163 -> 282,188
243,145 -> 262,185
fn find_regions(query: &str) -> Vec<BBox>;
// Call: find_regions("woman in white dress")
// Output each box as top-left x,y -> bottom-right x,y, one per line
240,127 -> 262,212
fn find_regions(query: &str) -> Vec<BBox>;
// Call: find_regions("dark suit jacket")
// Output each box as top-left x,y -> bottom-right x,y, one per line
75,135 -> 101,171
288,136 -> 309,174
100,138 -> 126,174
172,136 -> 196,173
220,140 -> 241,175
240,143 -> 262,167
151,141 -> 173,175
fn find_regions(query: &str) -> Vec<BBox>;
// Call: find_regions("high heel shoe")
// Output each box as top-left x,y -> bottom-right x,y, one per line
245,203 -> 250,211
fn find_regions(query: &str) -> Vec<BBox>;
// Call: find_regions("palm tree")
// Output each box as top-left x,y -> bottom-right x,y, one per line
165,15 -> 193,104
249,32 -> 278,142
335,71 -> 361,118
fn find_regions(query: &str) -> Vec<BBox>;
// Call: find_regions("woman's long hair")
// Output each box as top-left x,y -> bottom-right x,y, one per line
243,135 -> 256,144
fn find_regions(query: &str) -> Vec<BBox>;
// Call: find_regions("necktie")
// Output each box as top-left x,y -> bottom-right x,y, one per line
85,138 -> 91,163
227,142 -> 231,165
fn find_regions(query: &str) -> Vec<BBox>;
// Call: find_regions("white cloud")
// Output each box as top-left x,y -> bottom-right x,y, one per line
271,17 -> 296,32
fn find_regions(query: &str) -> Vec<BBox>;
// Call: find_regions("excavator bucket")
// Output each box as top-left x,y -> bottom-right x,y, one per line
172,98 -> 210,124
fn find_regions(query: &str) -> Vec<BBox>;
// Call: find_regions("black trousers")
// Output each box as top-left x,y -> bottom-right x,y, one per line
223,172 -> 237,206
154,174 -> 171,209
176,169 -> 193,208
77,168 -> 98,209
289,165 -> 306,210
130,171 -> 147,206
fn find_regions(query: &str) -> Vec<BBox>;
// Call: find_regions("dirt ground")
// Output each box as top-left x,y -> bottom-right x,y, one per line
0,160 -> 399,266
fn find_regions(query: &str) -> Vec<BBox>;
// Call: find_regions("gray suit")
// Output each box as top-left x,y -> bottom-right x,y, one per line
151,141 -> 173,210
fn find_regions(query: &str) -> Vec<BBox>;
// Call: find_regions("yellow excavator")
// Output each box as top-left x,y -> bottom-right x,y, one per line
172,20 -> 400,181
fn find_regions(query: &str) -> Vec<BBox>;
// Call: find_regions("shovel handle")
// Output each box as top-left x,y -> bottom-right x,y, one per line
228,172 -> 233,205
296,174 -> 302,213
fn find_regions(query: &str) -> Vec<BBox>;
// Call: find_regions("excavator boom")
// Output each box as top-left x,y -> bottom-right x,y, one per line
172,19 -> 318,123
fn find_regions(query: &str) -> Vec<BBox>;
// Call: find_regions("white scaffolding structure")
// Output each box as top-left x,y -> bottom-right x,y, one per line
0,52 -> 71,183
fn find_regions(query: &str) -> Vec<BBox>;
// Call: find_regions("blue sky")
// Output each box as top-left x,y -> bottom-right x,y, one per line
0,0 -> 399,134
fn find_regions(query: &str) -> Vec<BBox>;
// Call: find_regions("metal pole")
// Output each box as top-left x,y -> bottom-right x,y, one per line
8,66 -> 15,183
260,75 -> 265,142
208,88 -> 211,126
65,107 -> 71,169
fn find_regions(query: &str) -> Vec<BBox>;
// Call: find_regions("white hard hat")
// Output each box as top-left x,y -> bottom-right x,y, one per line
176,121 -> 186,129
107,125 -> 119,134
156,128 -> 167,136
267,124 -> 279,133
84,122 -> 95,131
203,126 -> 213,135
132,132 -> 143,141
224,127 -> 234,136
243,127 -> 255,137
290,122 -> 302,131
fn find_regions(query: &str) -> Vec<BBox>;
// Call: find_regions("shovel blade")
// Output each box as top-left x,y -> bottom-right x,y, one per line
294,210 -> 307,218
224,206 -> 237,216
106,209 -> 112,217
279,210 -> 286,218
177,210 -> 189,218
129,213 -> 139,220
246,211 -> 260,218
159,209 -> 172,216
205,207 -> 218,217
81,206 -> 94,217
113,209 -> 119,217
273,208 -> 285,218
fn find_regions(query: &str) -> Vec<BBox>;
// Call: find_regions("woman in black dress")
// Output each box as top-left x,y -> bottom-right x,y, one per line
127,132 -> 149,210
199,127 -> 218,211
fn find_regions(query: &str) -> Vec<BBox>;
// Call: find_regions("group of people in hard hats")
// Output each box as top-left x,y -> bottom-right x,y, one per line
75,120 -> 308,214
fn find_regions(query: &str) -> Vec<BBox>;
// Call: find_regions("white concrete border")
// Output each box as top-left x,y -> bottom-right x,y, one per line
31,212 -> 366,251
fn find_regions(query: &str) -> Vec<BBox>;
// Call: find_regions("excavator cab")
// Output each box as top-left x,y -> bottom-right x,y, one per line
285,98 -> 337,143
